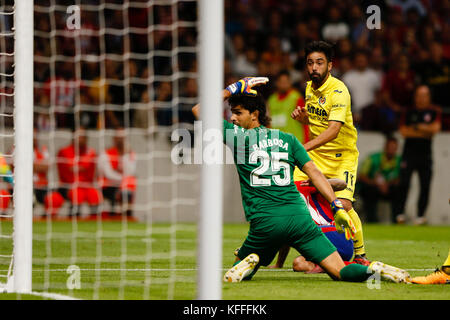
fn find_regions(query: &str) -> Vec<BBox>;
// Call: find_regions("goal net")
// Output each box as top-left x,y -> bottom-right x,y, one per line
0,0 -> 222,300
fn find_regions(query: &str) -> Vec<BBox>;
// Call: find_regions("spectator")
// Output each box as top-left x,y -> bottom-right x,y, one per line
240,14 -> 265,53
32,131 -> 65,217
358,136 -> 402,223
394,85 -> 441,225
43,62 -> 80,129
154,81 -> 173,128
35,94 -> 52,132
233,48 -> 258,78
360,89 -> 397,134
342,50 -> 382,126
267,70 -> 308,143
415,42 -> 450,114
369,46 -> 387,80
134,88 -> 150,130
333,56 -> 352,78
321,7 -> 349,43
381,53 -> 416,125
348,4 -> 370,48
386,0 -> 427,17
30,0 -> 450,138
128,60 -> 146,104
290,22 -> 311,53
384,7 -> 409,48
230,34 -> 258,78
56,126 -> 102,217
332,38 -> 353,77
98,128 -> 137,218
260,35 -> 284,68
280,52 -> 303,86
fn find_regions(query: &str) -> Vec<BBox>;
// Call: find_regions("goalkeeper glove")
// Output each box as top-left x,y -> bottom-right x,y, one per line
331,199 -> 356,241
225,77 -> 269,96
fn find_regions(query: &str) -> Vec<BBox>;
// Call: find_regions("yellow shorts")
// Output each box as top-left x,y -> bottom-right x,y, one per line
294,150 -> 359,202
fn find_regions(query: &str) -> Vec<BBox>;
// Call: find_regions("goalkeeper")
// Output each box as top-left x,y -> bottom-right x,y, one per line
192,77 -> 410,284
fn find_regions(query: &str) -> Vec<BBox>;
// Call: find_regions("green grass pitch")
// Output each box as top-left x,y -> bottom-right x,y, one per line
0,221 -> 449,300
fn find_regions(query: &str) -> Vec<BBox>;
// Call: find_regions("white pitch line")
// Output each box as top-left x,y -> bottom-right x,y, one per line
0,268 -> 435,272
14,291 -> 81,300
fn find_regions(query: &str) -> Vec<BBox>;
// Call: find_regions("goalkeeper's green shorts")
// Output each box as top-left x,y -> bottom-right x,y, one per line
237,214 -> 336,266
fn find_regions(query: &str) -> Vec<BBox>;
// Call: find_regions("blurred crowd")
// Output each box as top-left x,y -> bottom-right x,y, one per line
3,0 -> 449,134
224,0 -> 450,132
31,0 -> 198,131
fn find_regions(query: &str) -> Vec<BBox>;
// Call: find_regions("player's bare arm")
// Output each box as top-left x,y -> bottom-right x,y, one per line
302,178 -> 347,192
302,120 -> 342,152
301,161 -> 339,204
191,89 -> 231,119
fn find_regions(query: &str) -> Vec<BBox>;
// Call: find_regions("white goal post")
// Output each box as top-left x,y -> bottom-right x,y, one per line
12,0 -> 34,293
197,0 -> 224,300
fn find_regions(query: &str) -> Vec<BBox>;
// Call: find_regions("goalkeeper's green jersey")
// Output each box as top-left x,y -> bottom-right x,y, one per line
223,120 -> 311,221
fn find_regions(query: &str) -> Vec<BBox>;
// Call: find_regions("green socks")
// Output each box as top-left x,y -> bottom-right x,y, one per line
339,263 -> 372,282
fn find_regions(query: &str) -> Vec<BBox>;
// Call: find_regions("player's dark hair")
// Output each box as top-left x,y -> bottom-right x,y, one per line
305,41 -> 335,63
228,93 -> 271,127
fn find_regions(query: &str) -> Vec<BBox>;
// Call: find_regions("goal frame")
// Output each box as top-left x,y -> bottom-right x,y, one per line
12,0 -> 34,293
197,0 -> 224,300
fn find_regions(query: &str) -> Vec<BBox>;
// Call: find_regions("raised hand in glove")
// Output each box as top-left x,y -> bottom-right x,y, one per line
225,77 -> 269,97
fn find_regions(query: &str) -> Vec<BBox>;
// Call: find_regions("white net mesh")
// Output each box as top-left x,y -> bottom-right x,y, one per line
3,0 -> 200,299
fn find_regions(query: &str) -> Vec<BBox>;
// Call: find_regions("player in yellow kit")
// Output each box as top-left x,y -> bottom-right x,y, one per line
291,41 -> 369,265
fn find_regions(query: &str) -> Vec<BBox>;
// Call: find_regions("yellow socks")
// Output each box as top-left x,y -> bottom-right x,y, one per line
442,249 -> 450,274
347,208 -> 365,256
443,249 -> 450,266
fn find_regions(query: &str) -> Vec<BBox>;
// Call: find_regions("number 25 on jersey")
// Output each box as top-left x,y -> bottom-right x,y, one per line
249,151 -> 290,187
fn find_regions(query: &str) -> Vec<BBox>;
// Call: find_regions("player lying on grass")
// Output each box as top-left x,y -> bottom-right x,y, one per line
267,178 -> 354,273
192,76 -> 411,284
411,249 -> 450,284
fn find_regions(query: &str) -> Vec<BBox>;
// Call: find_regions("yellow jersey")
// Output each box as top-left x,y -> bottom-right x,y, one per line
303,75 -> 358,157
293,75 -> 359,186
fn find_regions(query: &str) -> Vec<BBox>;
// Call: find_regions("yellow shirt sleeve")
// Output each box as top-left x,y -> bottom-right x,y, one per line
328,89 -> 350,123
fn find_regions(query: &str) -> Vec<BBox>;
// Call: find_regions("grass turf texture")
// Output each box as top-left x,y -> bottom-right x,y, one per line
0,221 -> 449,300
